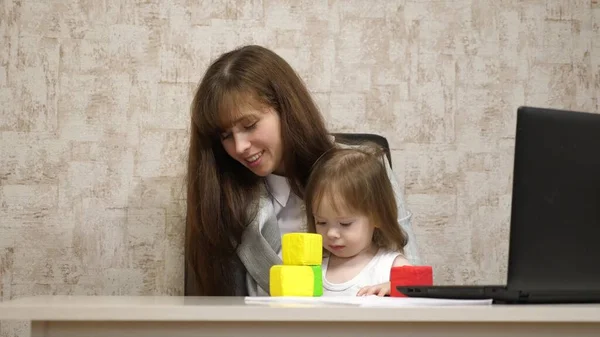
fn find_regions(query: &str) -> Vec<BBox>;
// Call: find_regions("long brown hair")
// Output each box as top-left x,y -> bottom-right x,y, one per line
186,45 -> 334,295
305,145 -> 408,252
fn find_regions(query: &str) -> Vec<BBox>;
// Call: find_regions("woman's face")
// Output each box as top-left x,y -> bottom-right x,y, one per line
220,106 -> 285,177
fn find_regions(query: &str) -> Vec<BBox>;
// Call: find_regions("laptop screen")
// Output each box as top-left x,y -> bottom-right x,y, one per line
507,106 -> 600,291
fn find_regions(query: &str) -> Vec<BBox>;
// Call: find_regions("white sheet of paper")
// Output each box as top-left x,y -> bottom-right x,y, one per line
244,296 -> 493,307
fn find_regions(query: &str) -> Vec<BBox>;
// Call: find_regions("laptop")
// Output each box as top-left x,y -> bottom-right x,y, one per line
397,106 -> 600,304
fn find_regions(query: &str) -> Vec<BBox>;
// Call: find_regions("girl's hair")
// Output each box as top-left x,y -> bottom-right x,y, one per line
305,145 -> 408,252
186,45 -> 334,295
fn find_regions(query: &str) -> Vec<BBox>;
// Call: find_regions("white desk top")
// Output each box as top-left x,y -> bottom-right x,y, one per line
1,296 -> 600,322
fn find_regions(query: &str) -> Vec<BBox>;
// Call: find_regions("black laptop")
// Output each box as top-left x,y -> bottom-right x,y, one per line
398,106 -> 600,304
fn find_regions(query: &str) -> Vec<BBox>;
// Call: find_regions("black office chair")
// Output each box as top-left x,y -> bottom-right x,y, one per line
184,133 -> 392,295
331,133 -> 392,169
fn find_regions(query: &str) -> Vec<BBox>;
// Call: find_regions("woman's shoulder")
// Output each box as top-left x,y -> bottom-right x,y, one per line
333,141 -> 354,149
333,140 -> 388,160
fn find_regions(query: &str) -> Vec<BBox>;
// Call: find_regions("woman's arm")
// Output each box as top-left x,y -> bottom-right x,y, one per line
383,155 -> 422,265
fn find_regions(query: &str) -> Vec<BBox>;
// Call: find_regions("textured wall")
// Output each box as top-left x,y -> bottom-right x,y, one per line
1,0 -> 599,335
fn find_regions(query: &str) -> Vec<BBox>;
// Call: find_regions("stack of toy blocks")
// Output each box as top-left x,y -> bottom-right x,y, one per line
270,233 -> 323,297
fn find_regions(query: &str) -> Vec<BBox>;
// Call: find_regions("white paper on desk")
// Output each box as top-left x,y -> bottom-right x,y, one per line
244,296 -> 493,307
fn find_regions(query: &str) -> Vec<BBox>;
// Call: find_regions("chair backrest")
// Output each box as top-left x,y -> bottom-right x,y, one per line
331,133 -> 392,169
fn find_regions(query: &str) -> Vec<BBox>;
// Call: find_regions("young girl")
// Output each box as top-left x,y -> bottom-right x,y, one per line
305,145 -> 411,297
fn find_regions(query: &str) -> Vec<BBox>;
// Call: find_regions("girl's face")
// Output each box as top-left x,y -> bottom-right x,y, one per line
313,196 -> 376,259
220,106 -> 285,177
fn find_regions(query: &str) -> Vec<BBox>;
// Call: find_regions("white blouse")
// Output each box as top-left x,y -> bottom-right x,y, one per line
264,174 -> 307,256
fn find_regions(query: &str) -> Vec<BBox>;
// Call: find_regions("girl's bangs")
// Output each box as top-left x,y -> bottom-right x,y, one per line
311,182 -> 354,217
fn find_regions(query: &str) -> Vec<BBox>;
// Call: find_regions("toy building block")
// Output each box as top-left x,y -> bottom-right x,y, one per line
269,232 -> 324,297
270,265 -> 323,297
282,233 -> 323,266
389,265 -> 433,297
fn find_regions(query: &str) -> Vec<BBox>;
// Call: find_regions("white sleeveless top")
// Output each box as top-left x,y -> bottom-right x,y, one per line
322,249 -> 402,296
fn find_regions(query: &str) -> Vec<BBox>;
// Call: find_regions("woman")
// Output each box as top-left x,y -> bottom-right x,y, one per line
185,45 -> 420,296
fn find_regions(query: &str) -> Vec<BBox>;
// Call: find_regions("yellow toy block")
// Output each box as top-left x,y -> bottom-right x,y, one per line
270,265 -> 323,297
282,233 -> 323,266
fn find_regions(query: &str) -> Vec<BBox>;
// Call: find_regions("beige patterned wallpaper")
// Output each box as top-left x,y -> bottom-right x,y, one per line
1,0 -> 599,335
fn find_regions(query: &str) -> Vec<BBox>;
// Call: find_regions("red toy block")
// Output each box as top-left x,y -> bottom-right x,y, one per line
390,265 -> 433,297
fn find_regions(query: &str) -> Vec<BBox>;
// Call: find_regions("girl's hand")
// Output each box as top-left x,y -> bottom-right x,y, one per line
356,282 -> 391,297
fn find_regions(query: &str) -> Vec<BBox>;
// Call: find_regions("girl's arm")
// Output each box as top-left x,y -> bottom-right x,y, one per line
356,254 -> 412,297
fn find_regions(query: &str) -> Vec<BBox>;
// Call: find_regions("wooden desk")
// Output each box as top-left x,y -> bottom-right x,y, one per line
1,296 -> 600,337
